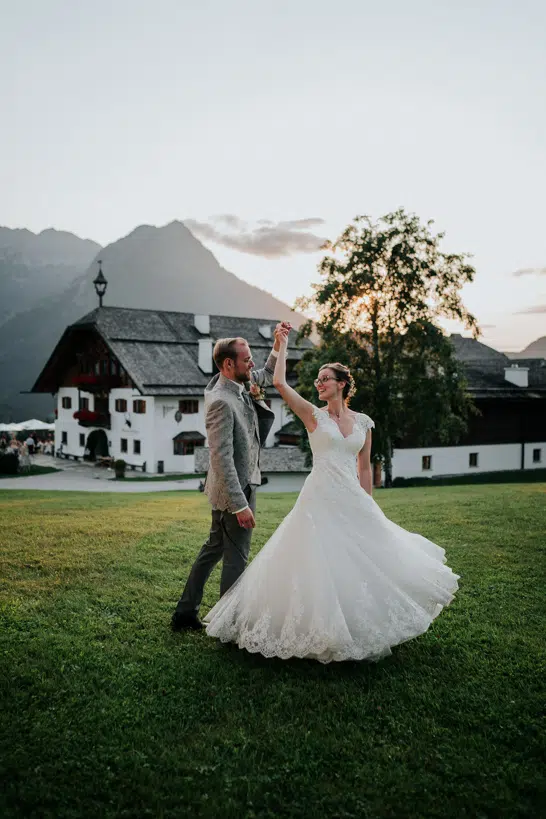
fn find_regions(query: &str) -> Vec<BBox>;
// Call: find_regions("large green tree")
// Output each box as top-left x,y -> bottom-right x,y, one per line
295,208 -> 480,486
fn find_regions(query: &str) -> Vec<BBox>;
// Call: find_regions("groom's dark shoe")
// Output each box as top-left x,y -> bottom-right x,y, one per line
171,611 -> 204,632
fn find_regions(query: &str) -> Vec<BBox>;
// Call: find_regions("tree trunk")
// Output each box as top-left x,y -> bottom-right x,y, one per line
384,437 -> 393,488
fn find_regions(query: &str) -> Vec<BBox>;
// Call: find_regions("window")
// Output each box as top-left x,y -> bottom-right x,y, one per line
133,440 -> 141,455
115,398 -> 127,413
422,455 -> 432,471
79,433 -> 85,447
120,438 -> 128,453
285,359 -> 297,376
61,431 -> 68,445
179,400 -> 199,414
173,437 -> 205,456
533,448 -> 541,463
61,396 -> 72,409
79,397 -> 89,411
469,452 -> 478,468
133,400 -> 146,414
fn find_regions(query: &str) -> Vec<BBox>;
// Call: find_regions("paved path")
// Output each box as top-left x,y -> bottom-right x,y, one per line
0,455 -> 201,493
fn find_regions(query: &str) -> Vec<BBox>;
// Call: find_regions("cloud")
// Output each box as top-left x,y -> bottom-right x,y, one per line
514,304 -> 546,314
185,214 -> 327,258
212,214 -> 248,230
512,266 -> 546,277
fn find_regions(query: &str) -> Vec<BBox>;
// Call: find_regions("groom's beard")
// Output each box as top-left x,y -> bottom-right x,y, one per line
234,368 -> 252,384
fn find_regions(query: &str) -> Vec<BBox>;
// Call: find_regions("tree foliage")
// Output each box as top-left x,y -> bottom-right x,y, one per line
294,209 -> 480,485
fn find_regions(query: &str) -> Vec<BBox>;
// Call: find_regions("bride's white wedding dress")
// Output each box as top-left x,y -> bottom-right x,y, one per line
204,408 -> 460,663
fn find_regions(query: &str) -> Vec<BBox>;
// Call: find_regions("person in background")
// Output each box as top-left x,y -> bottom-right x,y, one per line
19,443 -> 31,473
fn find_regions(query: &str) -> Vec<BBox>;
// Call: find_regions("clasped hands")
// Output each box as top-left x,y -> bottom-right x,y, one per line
273,321 -> 292,350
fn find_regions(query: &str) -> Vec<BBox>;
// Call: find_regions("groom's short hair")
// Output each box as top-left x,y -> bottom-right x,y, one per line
213,337 -> 247,369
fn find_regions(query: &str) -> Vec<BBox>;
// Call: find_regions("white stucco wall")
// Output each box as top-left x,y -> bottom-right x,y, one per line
392,443 -> 522,479
55,387 -> 94,457
524,442 -> 545,469
108,388 -> 156,470
55,388 -> 293,473
152,397 -> 207,473
55,387 -> 156,470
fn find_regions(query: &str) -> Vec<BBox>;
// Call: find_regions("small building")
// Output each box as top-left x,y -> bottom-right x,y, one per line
30,306 -> 313,484
391,335 -> 546,480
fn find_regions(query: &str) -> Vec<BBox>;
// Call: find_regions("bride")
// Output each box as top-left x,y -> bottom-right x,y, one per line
204,330 -> 460,663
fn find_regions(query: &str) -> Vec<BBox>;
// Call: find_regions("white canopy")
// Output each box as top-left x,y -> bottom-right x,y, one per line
19,419 -> 54,431
0,420 -> 55,432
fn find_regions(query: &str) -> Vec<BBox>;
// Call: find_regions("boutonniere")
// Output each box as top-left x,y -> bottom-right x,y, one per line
249,383 -> 266,401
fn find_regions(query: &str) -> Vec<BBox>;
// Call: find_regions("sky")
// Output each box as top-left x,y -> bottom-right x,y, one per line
1,0 -> 545,352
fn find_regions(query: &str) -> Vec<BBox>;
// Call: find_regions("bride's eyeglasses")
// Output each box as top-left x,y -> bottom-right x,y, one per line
314,375 -> 339,387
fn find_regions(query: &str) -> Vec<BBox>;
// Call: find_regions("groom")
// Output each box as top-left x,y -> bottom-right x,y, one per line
171,322 -> 290,631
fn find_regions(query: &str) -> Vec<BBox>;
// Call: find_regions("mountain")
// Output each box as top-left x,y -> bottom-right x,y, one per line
0,227 -> 99,266
505,337 -> 546,359
66,221 -> 311,319
0,227 -> 101,328
0,221 -> 307,421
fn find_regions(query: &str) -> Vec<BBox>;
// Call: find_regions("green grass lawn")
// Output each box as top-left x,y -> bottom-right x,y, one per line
1,484 -> 544,818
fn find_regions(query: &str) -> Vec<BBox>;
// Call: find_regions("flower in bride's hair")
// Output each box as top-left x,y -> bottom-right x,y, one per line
249,383 -> 266,401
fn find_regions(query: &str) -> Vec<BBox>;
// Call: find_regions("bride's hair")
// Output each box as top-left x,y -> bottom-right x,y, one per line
318,363 -> 356,403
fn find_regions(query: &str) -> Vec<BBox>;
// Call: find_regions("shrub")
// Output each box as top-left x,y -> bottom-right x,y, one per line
114,459 -> 126,479
392,468 -> 546,487
0,452 -> 19,475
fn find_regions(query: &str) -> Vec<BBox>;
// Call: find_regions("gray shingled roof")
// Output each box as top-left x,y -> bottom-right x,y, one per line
449,334 -> 510,365
33,309 -> 546,400
68,306 -> 313,395
449,334 -> 546,396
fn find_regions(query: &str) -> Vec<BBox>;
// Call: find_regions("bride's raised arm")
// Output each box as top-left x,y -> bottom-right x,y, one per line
272,329 -> 318,433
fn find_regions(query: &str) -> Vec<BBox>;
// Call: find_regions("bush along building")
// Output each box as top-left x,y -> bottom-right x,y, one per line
30,304 -> 315,489
390,334 -> 546,482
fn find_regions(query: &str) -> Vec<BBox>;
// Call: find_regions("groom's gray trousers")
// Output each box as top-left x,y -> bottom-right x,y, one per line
175,484 -> 257,615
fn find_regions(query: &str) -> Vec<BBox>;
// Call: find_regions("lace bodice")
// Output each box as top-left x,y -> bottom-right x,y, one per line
308,407 -> 374,481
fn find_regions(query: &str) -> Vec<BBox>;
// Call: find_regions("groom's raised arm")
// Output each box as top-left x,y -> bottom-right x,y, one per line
251,350 -> 278,389
251,322 -> 290,389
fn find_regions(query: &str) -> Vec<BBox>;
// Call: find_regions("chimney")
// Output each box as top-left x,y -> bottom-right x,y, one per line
194,314 -> 210,335
504,364 -> 528,388
259,324 -> 272,340
198,338 -> 213,374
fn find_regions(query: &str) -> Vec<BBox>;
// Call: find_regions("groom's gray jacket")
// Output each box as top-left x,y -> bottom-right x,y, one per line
203,353 -> 277,513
